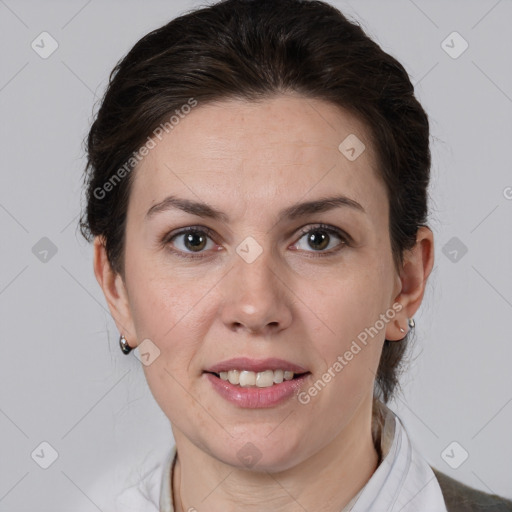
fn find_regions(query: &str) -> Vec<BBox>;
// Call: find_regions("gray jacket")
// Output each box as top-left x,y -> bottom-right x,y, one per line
432,467 -> 512,511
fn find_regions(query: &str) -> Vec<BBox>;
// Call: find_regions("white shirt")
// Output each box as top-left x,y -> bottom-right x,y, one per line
112,401 -> 448,511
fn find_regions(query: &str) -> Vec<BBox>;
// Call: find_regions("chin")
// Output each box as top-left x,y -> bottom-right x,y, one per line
210,434 -> 306,473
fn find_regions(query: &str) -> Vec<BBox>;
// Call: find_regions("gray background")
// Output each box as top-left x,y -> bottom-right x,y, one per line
1,0 -> 511,510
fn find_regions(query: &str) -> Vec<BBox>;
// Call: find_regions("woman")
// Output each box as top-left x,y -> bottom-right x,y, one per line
80,0 -> 512,510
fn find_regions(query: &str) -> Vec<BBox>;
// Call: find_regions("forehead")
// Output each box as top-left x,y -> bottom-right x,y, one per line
129,94 -> 387,224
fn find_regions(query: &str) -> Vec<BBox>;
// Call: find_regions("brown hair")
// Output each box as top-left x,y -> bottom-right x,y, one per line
80,0 -> 431,403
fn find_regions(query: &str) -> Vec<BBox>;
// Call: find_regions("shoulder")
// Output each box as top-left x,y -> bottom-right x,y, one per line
68,449 -> 172,512
115,448 -> 173,511
431,466 -> 512,512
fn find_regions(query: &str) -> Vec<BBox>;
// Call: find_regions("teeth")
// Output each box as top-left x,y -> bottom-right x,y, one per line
227,370 -> 240,385
256,370 -> 274,388
239,370 -> 256,387
217,369 -> 298,387
273,369 -> 284,384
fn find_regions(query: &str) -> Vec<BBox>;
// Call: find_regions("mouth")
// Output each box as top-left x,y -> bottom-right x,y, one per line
203,357 -> 311,408
203,357 -> 310,387
205,369 -> 310,388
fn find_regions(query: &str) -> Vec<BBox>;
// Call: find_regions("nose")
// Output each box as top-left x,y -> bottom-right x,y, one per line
220,247 -> 293,336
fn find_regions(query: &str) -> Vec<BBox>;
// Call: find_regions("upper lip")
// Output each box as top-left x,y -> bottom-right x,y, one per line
205,357 -> 309,374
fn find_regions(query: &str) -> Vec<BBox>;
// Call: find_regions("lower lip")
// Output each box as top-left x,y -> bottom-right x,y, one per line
205,373 -> 310,408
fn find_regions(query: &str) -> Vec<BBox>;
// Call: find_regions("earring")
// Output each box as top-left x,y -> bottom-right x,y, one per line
119,334 -> 132,355
399,318 -> 415,334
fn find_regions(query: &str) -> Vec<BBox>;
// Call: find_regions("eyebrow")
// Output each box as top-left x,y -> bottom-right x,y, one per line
145,194 -> 365,222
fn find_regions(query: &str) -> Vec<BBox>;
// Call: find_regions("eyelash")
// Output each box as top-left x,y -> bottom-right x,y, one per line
163,223 -> 351,260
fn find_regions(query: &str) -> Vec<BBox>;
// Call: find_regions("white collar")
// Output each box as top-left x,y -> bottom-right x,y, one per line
345,401 -> 448,511
117,401 -> 447,511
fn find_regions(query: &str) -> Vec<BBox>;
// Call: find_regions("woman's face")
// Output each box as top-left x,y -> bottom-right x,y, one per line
115,94 -> 404,470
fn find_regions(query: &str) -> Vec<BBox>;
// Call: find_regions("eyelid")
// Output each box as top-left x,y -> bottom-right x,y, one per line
163,225 -> 217,243
299,222 -> 352,241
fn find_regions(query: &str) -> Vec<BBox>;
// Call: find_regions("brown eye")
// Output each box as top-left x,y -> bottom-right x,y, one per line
167,227 -> 216,255
183,232 -> 207,252
306,230 -> 330,251
293,225 -> 347,254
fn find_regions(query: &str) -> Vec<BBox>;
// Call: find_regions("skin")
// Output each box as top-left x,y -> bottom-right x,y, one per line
94,93 -> 434,511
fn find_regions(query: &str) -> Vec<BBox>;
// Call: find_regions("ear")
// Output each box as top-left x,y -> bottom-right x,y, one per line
93,236 -> 137,348
385,226 -> 435,341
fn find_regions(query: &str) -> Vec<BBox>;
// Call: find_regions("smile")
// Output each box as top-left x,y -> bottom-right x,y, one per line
216,369 -> 297,388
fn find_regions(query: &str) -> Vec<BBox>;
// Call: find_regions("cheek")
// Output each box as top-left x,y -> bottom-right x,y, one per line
127,265 -> 214,428
297,257 -> 391,394
306,266 -> 391,342
142,360 -> 213,443
125,249 -> 208,342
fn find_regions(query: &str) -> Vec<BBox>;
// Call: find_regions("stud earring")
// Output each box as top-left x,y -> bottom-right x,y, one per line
119,334 -> 132,355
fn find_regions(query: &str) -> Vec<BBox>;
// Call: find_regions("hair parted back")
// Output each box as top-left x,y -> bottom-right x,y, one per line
80,0 -> 431,403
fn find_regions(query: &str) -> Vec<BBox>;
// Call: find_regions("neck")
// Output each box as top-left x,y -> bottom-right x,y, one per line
172,398 -> 380,512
